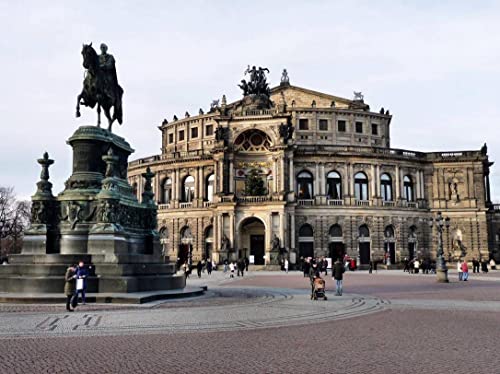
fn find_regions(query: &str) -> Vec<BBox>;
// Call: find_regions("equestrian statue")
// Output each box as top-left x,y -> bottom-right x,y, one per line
76,43 -> 124,132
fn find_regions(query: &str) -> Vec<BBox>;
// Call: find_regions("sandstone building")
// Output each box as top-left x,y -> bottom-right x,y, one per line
128,69 -> 499,268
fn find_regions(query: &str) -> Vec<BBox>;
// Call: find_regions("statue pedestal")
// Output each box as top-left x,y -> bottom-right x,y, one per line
436,269 -> 449,283
0,126 -> 185,294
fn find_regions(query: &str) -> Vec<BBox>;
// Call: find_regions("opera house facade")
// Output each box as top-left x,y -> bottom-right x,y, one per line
127,68 -> 499,268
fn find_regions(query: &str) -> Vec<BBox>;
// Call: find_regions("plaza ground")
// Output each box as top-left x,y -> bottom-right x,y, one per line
1,269 -> 500,373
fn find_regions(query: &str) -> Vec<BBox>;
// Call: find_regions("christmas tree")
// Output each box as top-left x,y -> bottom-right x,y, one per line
245,169 -> 267,196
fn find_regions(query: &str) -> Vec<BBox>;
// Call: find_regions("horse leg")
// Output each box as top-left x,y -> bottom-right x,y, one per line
76,93 -> 82,117
97,103 -> 101,128
105,107 -> 113,132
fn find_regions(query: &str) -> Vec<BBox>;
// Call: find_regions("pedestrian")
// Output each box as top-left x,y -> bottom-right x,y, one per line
369,260 -> 373,274
284,258 -> 289,273
183,261 -> 190,278
373,260 -> 378,273
472,258 -> 479,273
457,260 -> 463,281
206,259 -> 213,275
75,260 -> 88,305
196,260 -> 203,278
64,264 -> 77,312
481,259 -> 489,273
490,258 -> 497,271
332,258 -> 345,296
237,259 -> 245,277
414,259 -> 420,274
461,260 -> 469,281
229,261 -> 235,278
303,259 -> 310,278
244,256 -> 249,272
309,263 -> 320,298
223,259 -> 228,273
403,258 -> 409,273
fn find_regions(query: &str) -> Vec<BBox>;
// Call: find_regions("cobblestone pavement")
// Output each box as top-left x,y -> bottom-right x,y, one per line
1,271 -> 500,373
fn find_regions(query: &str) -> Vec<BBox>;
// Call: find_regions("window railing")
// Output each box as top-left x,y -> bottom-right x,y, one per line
298,199 -> 314,206
237,196 -> 270,203
203,201 -> 213,208
220,196 -> 234,203
356,200 -> 370,206
382,200 -> 395,207
327,199 -> 344,206
403,201 -> 418,208
179,202 -> 193,209
158,203 -> 170,210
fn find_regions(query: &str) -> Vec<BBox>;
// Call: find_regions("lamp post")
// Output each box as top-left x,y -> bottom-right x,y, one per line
428,211 -> 450,283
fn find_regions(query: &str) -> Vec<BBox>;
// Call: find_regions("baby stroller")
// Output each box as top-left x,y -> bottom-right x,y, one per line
312,276 -> 328,300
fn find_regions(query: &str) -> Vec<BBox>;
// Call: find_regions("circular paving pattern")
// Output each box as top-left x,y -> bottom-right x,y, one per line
0,287 -> 387,338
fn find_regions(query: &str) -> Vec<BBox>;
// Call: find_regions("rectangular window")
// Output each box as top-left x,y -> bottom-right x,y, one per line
319,119 -> 328,131
371,123 -> 378,135
355,121 -> 363,133
178,130 -> 185,141
168,133 -> 174,143
337,120 -> 346,132
191,127 -> 198,138
299,118 -> 309,130
206,124 -> 213,136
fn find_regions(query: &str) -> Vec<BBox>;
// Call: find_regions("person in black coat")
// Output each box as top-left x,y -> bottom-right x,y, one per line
332,259 -> 346,296
196,260 -> 203,278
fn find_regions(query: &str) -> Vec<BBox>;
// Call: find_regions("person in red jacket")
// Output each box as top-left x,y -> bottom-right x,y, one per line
461,260 -> 469,281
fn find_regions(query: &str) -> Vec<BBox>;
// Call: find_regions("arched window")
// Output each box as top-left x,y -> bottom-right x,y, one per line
380,173 -> 393,201
182,175 -> 195,202
329,224 -> 342,237
384,225 -> 395,238
162,178 -> 172,204
206,174 -> 214,202
326,171 -> 342,200
354,172 -> 369,201
403,175 -> 414,202
299,224 -> 314,237
359,224 -> 370,238
297,171 -> 313,199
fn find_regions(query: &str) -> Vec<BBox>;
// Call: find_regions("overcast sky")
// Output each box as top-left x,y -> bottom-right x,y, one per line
2,0 -> 500,201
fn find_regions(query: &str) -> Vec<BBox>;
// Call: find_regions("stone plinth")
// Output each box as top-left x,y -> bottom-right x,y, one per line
0,126 -> 186,295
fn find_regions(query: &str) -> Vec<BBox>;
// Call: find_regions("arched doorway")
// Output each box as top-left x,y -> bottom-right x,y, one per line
239,217 -> 266,265
358,224 -> 371,265
328,224 -> 344,262
299,224 -> 314,259
204,226 -> 213,261
179,226 -> 193,266
384,225 -> 396,265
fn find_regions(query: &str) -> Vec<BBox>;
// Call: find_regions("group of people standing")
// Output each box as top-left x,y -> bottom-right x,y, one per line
403,258 -> 436,274
64,261 -> 89,311
308,258 -> 346,297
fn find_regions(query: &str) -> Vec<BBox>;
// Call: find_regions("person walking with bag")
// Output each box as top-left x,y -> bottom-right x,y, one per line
332,258 -> 345,296
64,264 -> 77,312
75,261 -> 88,305
457,260 -> 463,281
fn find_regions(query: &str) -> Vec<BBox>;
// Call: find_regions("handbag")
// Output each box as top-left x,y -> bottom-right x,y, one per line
76,278 -> 84,291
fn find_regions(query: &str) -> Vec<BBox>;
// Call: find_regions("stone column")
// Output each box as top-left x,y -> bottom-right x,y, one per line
213,161 -> 218,196
371,164 -> 376,198
375,164 -> 380,197
280,155 -> 285,193
290,213 -> 296,251
314,163 -> 319,196
229,159 -> 234,194
420,171 -> 425,199
349,163 -> 354,197
395,165 -> 400,200
289,156 -> 294,192
320,163 -> 325,195
229,212 -> 235,254
279,212 -> 285,248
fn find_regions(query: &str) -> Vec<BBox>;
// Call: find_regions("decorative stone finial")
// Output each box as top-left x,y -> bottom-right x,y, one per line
35,152 -> 55,196
185,111 -> 190,118
173,114 -> 178,121
141,167 -> 155,205
199,108 -> 204,115
221,94 -> 227,106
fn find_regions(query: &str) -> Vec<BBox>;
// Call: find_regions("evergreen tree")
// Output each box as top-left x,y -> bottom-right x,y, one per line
245,169 -> 267,196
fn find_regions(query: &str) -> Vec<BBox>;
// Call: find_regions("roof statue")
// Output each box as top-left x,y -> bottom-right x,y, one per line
76,43 -> 124,132
281,68 -> 290,84
353,91 -> 364,101
238,65 -> 271,97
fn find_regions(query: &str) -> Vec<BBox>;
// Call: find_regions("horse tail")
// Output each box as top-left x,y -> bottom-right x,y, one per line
116,86 -> 124,124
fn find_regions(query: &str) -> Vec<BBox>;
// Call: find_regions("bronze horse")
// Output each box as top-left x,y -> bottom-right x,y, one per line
76,43 -> 123,131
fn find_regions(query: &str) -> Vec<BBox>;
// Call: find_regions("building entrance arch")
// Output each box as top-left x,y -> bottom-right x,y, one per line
238,217 -> 266,265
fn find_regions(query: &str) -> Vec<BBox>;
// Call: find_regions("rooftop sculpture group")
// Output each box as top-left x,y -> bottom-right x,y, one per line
238,65 -> 271,97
